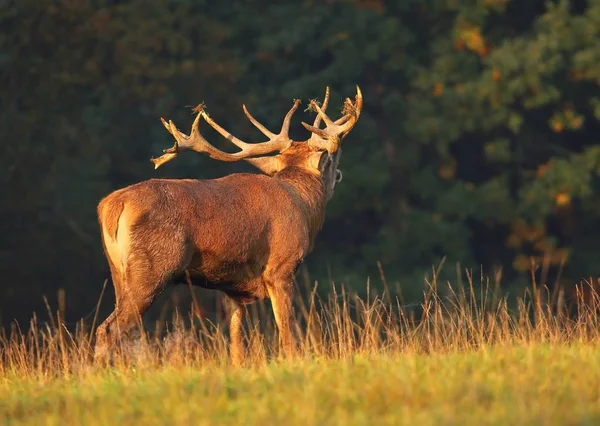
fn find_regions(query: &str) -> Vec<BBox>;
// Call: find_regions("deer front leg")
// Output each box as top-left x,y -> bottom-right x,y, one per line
228,300 -> 246,366
267,281 -> 297,359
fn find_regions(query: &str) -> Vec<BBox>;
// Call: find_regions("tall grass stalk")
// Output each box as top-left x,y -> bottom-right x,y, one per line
1,271 -> 599,379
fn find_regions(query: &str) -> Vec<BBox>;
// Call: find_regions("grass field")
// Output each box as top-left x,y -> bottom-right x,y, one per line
2,276 -> 600,425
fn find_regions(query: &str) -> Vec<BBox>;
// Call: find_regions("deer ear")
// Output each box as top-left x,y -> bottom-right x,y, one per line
308,150 -> 327,171
244,156 -> 282,175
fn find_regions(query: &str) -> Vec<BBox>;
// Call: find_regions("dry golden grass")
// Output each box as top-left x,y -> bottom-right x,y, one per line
2,272 -> 600,425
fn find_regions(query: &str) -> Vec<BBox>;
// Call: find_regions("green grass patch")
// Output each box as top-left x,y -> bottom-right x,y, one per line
2,344 -> 600,425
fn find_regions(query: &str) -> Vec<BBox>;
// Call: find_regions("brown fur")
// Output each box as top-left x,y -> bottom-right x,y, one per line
95,160 -> 328,362
95,88 -> 362,364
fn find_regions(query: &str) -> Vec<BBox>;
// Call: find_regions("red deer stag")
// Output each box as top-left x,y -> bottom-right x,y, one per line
95,86 -> 363,363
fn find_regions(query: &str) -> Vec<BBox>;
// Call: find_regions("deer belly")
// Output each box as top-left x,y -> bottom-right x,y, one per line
190,248 -> 258,277
183,270 -> 267,301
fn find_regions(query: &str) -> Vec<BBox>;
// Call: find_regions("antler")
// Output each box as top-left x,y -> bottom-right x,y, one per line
302,86 -> 363,154
151,101 -> 300,169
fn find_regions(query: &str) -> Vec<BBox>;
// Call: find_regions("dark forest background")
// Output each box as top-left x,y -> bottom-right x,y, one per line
2,0 -> 600,327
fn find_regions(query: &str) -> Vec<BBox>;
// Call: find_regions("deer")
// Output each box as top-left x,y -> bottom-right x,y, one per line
95,86 -> 363,364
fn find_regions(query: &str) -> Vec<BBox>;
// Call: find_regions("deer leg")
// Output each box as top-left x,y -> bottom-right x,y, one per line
96,227 -> 193,360
94,266 -> 169,360
94,254 -> 123,361
94,309 -> 119,361
267,281 -> 296,358
94,304 -> 125,362
228,299 -> 247,366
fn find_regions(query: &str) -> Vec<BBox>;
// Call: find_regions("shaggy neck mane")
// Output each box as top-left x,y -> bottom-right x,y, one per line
274,166 -> 327,247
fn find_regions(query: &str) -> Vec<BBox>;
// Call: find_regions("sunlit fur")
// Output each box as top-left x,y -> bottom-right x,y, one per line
95,89 -> 361,364
96,141 -> 343,363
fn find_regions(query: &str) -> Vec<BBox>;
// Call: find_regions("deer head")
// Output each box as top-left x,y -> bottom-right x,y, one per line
151,86 -> 362,199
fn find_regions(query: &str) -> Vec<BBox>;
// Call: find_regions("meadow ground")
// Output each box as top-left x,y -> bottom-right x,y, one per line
2,276 -> 600,425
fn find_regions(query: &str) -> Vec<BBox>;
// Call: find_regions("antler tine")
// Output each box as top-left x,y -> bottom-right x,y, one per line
161,116 -> 174,134
150,112 -> 204,169
280,99 -> 301,136
242,105 -> 275,139
312,86 -> 330,129
200,111 -> 254,151
151,109 -> 253,169
200,99 -> 300,154
302,86 -> 363,153
311,101 -> 334,128
151,99 -> 301,169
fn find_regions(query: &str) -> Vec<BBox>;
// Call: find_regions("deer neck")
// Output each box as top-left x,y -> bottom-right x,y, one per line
275,166 -> 327,248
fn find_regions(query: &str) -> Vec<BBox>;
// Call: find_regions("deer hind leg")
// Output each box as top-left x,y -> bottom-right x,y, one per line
95,237 -> 190,361
94,265 -> 168,360
94,249 -> 123,361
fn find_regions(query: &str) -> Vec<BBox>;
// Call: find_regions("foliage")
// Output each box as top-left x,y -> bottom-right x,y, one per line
2,0 -> 600,323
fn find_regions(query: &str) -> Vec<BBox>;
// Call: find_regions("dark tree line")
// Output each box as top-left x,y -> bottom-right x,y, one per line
2,0 -> 600,326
